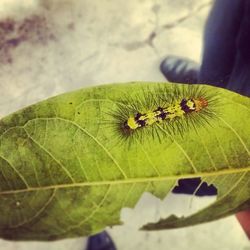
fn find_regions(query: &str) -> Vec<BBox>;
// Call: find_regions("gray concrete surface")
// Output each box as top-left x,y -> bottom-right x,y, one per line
0,0 -> 249,249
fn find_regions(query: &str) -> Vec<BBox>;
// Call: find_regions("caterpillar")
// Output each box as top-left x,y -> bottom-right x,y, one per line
123,97 -> 208,132
110,84 -> 218,142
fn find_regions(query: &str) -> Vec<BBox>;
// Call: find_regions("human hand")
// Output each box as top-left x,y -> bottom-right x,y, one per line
236,210 -> 250,239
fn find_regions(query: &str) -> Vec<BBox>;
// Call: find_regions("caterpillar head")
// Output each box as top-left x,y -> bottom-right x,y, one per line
194,97 -> 208,112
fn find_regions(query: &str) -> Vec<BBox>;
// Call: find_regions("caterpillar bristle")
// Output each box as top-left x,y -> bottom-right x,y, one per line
107,84 -> 219,144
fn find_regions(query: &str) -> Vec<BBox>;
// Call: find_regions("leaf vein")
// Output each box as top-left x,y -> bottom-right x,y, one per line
216,115 -> 249,156
0,155 -> 30,188
61,185 -> 112,234
25,117 -> 128,179
23,129 -> 76,183
10,189 -> 56,229
156,124 -> 198,173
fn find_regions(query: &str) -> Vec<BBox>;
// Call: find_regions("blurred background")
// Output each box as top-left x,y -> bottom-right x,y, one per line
0,0 -> 249,249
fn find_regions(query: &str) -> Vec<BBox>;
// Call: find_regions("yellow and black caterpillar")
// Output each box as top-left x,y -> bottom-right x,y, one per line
110,84 -> 218,142
124,97 -> 208,132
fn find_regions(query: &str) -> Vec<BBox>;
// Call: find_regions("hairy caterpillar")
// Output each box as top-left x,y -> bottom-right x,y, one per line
110,84 -> 218,142
124,97 -> 208,131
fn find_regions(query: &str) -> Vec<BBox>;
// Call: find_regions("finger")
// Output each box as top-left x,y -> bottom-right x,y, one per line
236,210 -> 250,239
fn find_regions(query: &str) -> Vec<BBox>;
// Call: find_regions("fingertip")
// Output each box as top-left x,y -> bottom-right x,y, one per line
236,210 -> 250,240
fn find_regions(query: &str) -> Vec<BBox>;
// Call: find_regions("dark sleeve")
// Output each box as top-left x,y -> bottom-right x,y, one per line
237,0 -> 250,63
227,1 -> 250,96
198,0 -> 245,87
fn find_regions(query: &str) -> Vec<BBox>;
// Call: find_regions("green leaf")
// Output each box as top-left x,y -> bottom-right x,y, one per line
0,82 -> 249,241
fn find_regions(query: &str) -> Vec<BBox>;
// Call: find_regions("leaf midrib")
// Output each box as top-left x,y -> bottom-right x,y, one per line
0,166 -> 249,195
1,109 -> 249,195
